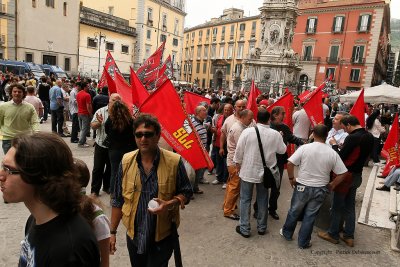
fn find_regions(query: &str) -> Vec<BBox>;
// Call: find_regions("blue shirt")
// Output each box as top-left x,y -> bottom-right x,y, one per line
49,85 -> 63,110
111,149 -> 193,254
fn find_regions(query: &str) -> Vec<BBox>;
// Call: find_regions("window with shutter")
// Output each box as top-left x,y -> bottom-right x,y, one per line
333,16 -> 343,33
329,46 -> 339,63
358,14 -> 371,32
351,46 -> 365,64
303,46 -> 312,61
326,68 -> 336,80
350,69 -> 361,82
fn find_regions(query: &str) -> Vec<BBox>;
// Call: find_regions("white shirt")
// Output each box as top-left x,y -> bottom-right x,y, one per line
292,109 -> 311,140
234,123 -> 286,183
326,128 -> 348,146
368,119 -> 385,138
91,106 -> 109,148
69,87 -> 78,114
92,204 -> 111,241
288,142 -> 347,187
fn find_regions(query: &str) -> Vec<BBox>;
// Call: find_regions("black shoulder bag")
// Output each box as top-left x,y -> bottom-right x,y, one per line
254,126 -> 276,189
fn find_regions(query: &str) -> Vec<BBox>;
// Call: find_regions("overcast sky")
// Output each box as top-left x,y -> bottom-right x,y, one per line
185,0 -> 400,28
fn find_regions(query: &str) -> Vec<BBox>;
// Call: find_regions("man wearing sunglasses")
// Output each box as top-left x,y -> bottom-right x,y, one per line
110,114 -> 193,266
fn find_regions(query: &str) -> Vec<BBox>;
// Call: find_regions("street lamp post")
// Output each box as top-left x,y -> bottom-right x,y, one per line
94,32 -> 106,79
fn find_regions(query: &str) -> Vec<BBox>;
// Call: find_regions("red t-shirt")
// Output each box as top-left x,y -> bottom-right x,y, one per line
76,90 -> 91,115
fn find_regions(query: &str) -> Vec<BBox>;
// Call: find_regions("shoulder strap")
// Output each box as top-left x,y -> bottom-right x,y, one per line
93,209 -> 104,218
254,126 -> 267,168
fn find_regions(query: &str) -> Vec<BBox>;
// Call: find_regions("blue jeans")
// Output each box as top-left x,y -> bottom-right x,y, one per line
193,168 -> 206,192
239,180 -> 269,235
328,172 -> 362,240
282,183 -> 329,247
384,167 -> 400,187
78,114 -> 91,145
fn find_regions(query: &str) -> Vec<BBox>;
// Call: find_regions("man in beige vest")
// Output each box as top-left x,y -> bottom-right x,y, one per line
110,114 -> 193,266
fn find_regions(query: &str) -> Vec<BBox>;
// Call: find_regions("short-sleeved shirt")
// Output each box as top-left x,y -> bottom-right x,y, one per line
292,109 -> 311,140
49,86 -> 63,111
288,142 -> 347,187
76,90 -> 92,115
221,114 -> 238,135
24,96 -> 44,116
226,121 -> 246,166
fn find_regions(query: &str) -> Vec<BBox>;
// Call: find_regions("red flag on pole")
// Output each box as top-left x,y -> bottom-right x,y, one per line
246,80 -> 261,120
380,113 -> 399,177
130,67 -> 150,107
303,87 -> 323,126
183,91 -> 211,115
349,89 -> 365,128
98,51 -> 120,90
104,68 -> 134,114
140,80 -> 214,170
267,92 -> 294,130
137,42 -> 165,81
298,90 -> 310,102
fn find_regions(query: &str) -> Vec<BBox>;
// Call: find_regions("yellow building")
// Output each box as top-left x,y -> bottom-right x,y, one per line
79,6 -> 137,79
181,8 -> 261,90
82,0 -> 186,80
0,0 -> 11,60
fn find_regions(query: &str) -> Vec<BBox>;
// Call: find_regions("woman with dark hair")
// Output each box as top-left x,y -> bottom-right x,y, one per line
0,132 -> 100,266
366,109 -> 386,165
105,100 -> 137,195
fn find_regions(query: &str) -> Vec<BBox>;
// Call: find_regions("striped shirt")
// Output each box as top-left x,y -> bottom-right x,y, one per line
191,115 -> 207,148
111,149 -> 193,254
91,106 -> 109,148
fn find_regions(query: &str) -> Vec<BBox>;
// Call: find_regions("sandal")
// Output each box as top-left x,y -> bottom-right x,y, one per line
224,214 -> 240,220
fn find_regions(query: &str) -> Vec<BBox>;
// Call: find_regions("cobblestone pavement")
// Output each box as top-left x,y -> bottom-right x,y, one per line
1,122 -> 399,266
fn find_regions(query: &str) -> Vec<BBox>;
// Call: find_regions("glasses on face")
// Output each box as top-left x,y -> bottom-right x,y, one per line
1,163 -> 21,175
134,131 -> 156,139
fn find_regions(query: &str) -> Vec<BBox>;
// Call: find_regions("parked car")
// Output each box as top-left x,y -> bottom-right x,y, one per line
0,60 -> 46,80
40,64 -> 69,79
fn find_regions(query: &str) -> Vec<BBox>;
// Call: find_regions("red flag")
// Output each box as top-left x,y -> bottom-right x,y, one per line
137,42 -> 165,82
381,113 -> 399,176
140,80 -> 214,170
284,88 -> 289,95
183,91 -> 211,115
246,80 -> 261,120
98,51 -> 121,90
130,67 -> 150,107
349,89 -> 365,128
303,87 -> 323,126
267,92 -> 294,130
104,68 -> 134,114
298,90 -> 310,102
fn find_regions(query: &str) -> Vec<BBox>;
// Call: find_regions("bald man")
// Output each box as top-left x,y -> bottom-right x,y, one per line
191,105 -> 209,194
90,93 -> 122,196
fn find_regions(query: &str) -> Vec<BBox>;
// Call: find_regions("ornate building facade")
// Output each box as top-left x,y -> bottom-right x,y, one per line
292,0 -> 391,91
181,8 -> 261,90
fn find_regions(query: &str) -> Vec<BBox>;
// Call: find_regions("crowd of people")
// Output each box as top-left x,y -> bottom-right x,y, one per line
1,74 -> 398,265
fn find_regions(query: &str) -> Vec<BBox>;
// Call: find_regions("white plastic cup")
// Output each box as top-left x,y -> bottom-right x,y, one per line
148,199 -> 159,209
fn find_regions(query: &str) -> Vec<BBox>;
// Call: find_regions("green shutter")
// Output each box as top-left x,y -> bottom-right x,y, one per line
332,17 -> 337,32
367,15 -> 372,31
314,18 -> 318,33
341,16 -> 345,32
357,15 -> 362,31
352,46 -> 357,61
359,46 -> 364,60
306,18 -> 310,33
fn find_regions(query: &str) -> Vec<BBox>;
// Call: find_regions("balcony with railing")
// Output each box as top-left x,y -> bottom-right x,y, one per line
80,6 -> 136,36
351,57 -> 366,65
300,56 -> 321,62
326,57 -> 340,64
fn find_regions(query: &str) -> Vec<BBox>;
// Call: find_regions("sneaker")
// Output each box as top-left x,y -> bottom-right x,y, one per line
211,179 -> 221,185
235,226 -> 250,238
317,231 -> 339,244
199,179 -> 209,184
340,235 -> 354,247
222,183 -> 227,189
279,228 -> 292,241
78,144 -> 90,148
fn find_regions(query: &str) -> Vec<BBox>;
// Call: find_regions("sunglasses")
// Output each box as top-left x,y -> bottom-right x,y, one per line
134,131 -> 156,139
1,163 -> 21,175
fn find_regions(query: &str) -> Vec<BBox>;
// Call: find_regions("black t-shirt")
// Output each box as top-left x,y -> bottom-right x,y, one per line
19,214 -> 100,267
38,83 -> 51,101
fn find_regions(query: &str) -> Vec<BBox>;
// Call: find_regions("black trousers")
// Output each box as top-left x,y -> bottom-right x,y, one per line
70,113 -> 80,142
268,163 -> 285,212
254,163 -> 285,214
126,234 -> 174,267
51,106 -> 64,135
91,143 -> 111,194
